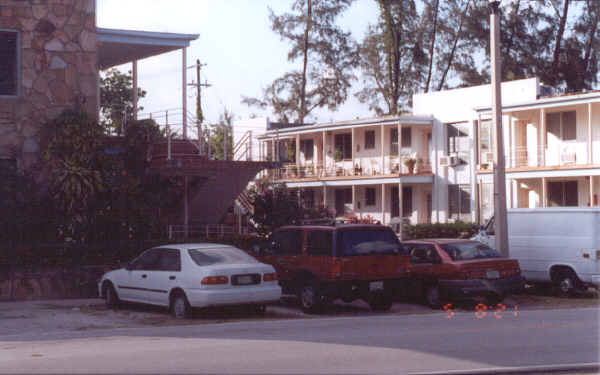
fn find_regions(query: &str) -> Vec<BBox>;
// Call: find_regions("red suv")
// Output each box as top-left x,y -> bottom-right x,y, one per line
254,224 -> 409,313
403,239 -> 525,308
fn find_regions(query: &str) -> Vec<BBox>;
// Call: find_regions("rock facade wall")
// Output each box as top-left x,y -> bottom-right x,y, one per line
0,0 -> 98,169
0,264 -> 112,301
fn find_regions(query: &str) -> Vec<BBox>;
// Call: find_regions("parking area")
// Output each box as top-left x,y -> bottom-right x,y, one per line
0,287 -> 597,337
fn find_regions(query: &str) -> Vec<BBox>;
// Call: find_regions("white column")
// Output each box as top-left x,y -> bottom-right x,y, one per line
323,185 -> 327,208
381,184 -> 386,224
296,134 -> 300,169
541,177 -> 547,208
590,176 -> 594,207
132,60 -> 138,120
352,185 -> 356,212
508,114 -> 513,168
540,109 -> 545,166
182,47 -> 188,139
322,131 -> 327,174
380,124 -> 385,174
398,182 -> 403,239
351,127 -> 355,173
588,103 -> 593,165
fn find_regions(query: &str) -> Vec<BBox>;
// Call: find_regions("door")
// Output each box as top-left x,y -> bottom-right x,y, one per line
121,248 -> 161,303
265,228 -> 303,283
391,186 -> 399,218
335,188 -> 351,217
146,248 -> 181,306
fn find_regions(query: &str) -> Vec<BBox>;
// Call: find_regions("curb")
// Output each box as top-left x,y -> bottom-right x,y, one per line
407,363 -> 600,375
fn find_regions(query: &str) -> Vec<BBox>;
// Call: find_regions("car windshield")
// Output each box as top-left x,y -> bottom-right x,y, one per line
440,242 -> 500,261
188,247 -> 259,266
338,229 -> 402,256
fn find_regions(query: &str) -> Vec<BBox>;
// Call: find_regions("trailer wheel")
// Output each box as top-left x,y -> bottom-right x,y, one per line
553,269 -> 583,297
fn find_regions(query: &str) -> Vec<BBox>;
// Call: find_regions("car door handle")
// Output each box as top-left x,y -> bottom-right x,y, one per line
142,274 -> 147,278
169,276 -> 176,280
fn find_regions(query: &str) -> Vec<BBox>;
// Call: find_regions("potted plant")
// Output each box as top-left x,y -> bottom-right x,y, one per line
334,149 -> 343,162
404,157 -> 417,174
415,158 -> 424,173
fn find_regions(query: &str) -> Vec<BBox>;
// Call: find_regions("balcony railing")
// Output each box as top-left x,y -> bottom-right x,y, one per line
496,145 -> 581,169
270,159 -> 432,180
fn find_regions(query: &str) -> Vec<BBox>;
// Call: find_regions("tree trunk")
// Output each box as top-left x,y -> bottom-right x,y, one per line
424,0 -> 439,93
299,0 -> 312,124
551,0 -> 570,75
583,0 -> 599,74
379,0 -> 401,115
437,0 -> 470,91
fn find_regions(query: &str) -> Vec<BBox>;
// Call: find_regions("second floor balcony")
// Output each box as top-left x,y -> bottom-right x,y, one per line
258,117 -> 435,182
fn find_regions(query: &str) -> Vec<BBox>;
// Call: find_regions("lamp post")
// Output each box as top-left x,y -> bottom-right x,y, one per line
489,0 -> 509,257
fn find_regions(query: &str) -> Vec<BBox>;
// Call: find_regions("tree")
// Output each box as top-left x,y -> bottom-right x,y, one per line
243,0 -> 358,123
100,69 -> 146,135
208,108 -> 234,160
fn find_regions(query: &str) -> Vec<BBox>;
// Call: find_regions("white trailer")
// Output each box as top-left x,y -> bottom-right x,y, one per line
473,208 -> 600,294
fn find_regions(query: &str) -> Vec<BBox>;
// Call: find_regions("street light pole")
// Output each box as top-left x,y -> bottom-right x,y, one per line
489,0 -> 509,257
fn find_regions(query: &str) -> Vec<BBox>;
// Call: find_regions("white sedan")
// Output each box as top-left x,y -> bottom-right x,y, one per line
98,243 -> 282,318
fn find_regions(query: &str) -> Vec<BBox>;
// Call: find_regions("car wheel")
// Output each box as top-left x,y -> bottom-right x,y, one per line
485,293 -> 505,306
555,270 -> 582,297
425,284 -> 443,309
250,304 -> 266,314
104,283 -> 120,309
368,294 -> 393,312
298,281 -> 323,314
171,293 -> 191,319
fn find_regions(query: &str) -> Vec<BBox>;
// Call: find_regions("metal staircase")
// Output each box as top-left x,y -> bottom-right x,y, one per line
141,109 -> 271,233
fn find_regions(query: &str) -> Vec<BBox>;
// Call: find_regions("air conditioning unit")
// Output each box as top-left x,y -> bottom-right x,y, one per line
482,152 -> 494,164
440,155 -> 458,167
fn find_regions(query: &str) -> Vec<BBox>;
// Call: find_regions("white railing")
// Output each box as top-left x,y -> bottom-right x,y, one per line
167,224 -> 254,240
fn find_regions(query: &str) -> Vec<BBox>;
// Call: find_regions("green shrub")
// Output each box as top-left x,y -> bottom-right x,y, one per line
401,222 -> 479,240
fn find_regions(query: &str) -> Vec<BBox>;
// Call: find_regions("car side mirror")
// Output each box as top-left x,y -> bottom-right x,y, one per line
480,225 -> 485,231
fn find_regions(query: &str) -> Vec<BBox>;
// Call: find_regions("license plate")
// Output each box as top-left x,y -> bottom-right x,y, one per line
369,281 -> 384,291
486,270 -> 500,279
237,275 -> 253,285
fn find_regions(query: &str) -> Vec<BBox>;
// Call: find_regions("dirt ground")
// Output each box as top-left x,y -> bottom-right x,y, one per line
0,286 -> 597,337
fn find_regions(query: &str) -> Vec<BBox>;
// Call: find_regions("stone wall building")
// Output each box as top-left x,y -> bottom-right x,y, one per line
0,0 -> 98,169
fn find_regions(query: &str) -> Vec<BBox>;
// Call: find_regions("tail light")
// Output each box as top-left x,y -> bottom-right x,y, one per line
331,259 -> 342,279
596,250 -> 600,260
201,276 -> 229,285
263,272 -> 278,282
457,271 -> 470,280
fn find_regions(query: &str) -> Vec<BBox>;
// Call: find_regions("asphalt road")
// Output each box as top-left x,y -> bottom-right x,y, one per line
0,307 -> 598,374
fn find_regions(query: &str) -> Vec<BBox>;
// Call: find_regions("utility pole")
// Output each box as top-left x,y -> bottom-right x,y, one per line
188,59 -> 211,155
489,0 -> 509,257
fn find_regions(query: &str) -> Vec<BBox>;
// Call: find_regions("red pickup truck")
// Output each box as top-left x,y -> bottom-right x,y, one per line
253,224 -> 409,313
403,239 -> 525,308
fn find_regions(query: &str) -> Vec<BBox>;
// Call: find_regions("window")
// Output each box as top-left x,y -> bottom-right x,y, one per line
364,130 -> 375,150
0,31 -> 18,96
306,230 -> 333,256
440,243 -> 499,261
157,249 -> 181,271
390,128 -> 398,156
365,188 -> 376,206
479,119 -> 493,158
547,111 -> 576,143
334,133 -> 352,160
300,139 -> 314,160
301,189 -> 314,208
130,249 -> 162,270
547,180 -> 578,207
448,184 -> 471,221
188,247 -> 259,266
336,228 -> 402,256
402,186 -> 412,218
401,127 -> 411,148
408,245 -> 440,264
447,123 -> 470,162
273,229 -> 303,255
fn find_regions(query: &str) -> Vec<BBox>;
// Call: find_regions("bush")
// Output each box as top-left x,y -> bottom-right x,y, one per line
401,222 -> 479,240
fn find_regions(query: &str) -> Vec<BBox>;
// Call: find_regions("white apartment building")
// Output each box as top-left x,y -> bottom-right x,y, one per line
249,78 -> 600,226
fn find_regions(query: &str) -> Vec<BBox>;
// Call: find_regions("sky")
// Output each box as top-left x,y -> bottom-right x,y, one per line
96,0 -> 380,129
